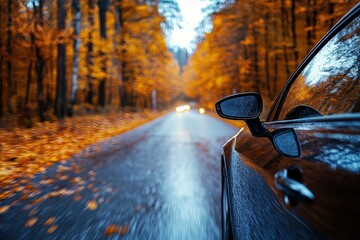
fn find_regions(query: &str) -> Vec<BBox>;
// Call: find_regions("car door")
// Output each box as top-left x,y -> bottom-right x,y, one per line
229,4 -> 360,239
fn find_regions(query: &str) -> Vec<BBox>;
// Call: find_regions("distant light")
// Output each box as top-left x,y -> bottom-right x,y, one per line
199,108 -> 205,114
176,106 -> 184,113
176,104 -> 191,113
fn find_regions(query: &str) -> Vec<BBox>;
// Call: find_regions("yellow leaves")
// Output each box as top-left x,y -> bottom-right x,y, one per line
87,200 -> 98,210
73,195 -> 82,201
25,217 -> 38,227
25,216 -> 58,233
47,225 -> 58,234
105,224 -> 129,236
0,190 -> 14,200
0,205 -> 10,214
40,179 -> 54,185
71,177 -> 84,185
0,111 -> 164,190
105,225 -> 118,235
44,217 -> 56,226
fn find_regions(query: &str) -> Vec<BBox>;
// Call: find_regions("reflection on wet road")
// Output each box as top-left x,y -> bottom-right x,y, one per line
0,111 -> 237,239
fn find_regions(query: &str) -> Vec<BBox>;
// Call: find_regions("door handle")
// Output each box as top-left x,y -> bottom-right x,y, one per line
274,166 -> 314,205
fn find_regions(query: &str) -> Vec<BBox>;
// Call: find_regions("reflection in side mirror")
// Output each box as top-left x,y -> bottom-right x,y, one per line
215,92 -> 262,120
272,128 -> 301,158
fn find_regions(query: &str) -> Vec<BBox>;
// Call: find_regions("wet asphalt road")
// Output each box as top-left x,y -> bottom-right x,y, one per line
0,110 -> 237,239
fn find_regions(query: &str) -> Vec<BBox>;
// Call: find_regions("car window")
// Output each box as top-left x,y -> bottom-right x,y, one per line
278,15 -> 360,120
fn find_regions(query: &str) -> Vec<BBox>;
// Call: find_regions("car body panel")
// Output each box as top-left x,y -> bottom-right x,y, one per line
224,115 -> 360,238
224,127 -> 320,239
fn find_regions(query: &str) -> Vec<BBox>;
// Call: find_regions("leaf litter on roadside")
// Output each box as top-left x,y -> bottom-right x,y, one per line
0,111 -> 165,192
105,224 -> 129,236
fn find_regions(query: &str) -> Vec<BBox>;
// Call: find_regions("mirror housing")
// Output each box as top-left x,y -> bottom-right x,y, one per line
216,93 -> 301,158
215,92 -> 262,120
271,128 -> 301,158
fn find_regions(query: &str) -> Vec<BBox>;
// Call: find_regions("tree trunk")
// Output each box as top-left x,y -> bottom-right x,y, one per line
0,4 -> 3,117
306,0 -> 312,52
118,4 -> 129,110
25,61 -> 33,106
328,1 -> 335,29
86,0 -> 95,105
6,0 -> 13,113
312,0 -> 317,42
251,26 -> 260,93
291,0 -> 299,67
108,7 -> 119,105
264,10 -> 271,99
271,14 -> 279,100
54,0 -> 67,119
97,0 -> 109,108
70,0 -> 81,109
36,0 -> 45,122
281,0 -> 290,77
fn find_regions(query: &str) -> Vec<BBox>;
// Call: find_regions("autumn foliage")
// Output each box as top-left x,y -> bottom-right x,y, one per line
183,0 -> 358,110
0,0 -> 181,123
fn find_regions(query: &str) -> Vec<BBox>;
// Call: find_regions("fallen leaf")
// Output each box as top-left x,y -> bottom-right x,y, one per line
0,205 -> 10,214
86,200 -> 97,210
73,195 -> 82,201
25,217 -> 38,227
105,225 -> 118,236
44,217 -> 56,226
118,225 -> 129,235
40,179 -> 54,185
47,225 -> 58,234
31,197 -> 44,204
104,224 -> 129,236
59,175 -> 68,181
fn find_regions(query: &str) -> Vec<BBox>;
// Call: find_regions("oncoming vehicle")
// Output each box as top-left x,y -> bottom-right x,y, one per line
216,4 -> 360,239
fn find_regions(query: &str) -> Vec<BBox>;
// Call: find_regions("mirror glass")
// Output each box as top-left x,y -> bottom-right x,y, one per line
219,95 -> 261,119
272,129 -> 301,157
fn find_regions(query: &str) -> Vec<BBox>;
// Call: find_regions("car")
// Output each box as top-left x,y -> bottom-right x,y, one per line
216,3 -> 360,239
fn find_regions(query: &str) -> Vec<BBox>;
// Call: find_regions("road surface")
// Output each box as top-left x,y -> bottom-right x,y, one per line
0,110 -> 237,239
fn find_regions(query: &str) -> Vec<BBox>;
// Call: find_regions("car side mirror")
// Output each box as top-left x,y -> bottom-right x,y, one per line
215,92 -> 262,120
272,128 -> 301,158
216,92 -> 266,137
215,93 -> 301,158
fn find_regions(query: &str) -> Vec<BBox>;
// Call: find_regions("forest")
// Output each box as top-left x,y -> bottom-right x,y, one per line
0,0 -> 358,126
183,0 -> 358,110
0,0 -> 181,125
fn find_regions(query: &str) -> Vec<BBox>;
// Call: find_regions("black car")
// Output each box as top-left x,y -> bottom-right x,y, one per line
216,3 -> 360,239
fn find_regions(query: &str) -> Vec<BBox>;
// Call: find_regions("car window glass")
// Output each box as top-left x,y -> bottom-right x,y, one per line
278,15 -> 360,120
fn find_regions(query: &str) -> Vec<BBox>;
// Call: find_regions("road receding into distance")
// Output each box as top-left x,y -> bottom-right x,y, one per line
0,110 -> 237,239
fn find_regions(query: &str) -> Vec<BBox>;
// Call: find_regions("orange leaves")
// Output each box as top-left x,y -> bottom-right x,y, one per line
73,195 -> 82,201
105,224 -> 129,236
47,225 -> 58,234
0,205 -> 10,214
24,216 -> 57,233
44,217 -> 57,234
44,217 -> 56,226
105,225 -> 118,235
25,217 -> 38,227
0,111 -> 165,193
86,200 -> 98,210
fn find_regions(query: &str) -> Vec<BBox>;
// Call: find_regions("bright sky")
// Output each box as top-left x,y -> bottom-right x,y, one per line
168,0 -> 211,51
